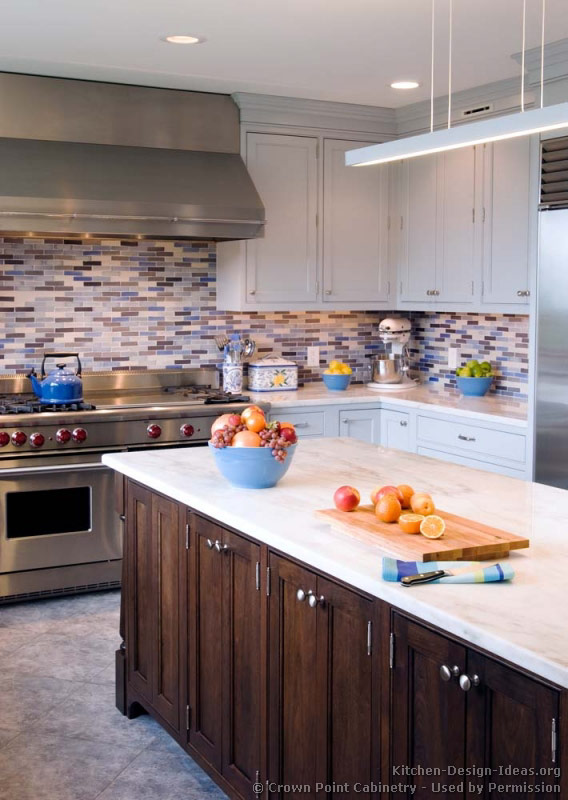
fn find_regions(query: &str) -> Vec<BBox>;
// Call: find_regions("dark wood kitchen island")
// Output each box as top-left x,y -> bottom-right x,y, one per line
105,440 -> 568,800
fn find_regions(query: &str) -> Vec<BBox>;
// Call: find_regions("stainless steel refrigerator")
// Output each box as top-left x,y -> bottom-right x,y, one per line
535,206 -> 568,488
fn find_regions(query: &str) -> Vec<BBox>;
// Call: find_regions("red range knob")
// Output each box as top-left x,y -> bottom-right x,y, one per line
180,424 -> 195,438
11,431 -> 27,447
72,428 -> 88,443
0,431 -> 10,447
56,428 -> 72,444
29,432 -> 45,449
147,424 -> 162,439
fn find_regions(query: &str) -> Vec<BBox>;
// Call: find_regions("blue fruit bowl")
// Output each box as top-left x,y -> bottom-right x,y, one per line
322,373 -> 351,391
456,376 -> 493,397
208,442 -> 297,489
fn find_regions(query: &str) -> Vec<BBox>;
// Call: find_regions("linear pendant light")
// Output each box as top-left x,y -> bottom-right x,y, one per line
346,0 -> 566,168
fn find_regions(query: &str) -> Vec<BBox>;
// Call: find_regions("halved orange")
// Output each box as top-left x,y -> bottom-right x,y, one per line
398,513 -> 424,534
420,515 -> 446,539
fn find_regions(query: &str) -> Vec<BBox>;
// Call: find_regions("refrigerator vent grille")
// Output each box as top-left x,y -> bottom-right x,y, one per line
541,137 -> 568,206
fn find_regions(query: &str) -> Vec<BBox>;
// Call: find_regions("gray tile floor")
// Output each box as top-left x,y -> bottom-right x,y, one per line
0,590 -> 227,800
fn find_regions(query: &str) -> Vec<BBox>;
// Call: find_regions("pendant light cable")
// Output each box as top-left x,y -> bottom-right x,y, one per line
447,0 -> 453,128
540,0 -> 546,108
430,0 -> 435,132
521,0 -> 526,112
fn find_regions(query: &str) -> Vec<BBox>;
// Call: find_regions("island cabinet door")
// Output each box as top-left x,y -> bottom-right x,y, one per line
315,576 -> 380,800
188,515 -> 225,771
125,482 -> 154,704
464,651 -> 561,798
268,554 -> 319,799
220,526 -> 262,799
390,614 -> 467,798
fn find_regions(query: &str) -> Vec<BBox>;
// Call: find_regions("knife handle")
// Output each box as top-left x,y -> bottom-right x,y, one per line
401,570 -> 446,587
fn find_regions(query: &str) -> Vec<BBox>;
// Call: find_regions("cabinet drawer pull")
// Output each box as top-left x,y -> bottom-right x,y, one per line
440,664 -> 460,682
293,422 -> 309,428
459,673 -> 480,692
296,588 -> 306,602
342,419 -> 351,424
399,420 -> 408,427
249,289 -> 256,295
308,591 -> 325,608
517,289 -> 530,297
458,434 -> 476,442
214,540 -> 229,554
325,290 -> 332,295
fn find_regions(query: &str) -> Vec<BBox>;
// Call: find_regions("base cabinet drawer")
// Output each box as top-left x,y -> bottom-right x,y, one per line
417,415 -> 526,466
417,447 -> 527,478
269,410 -> 325,438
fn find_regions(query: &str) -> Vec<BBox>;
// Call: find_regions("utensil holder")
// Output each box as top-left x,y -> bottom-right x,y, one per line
223,363 -> 243,394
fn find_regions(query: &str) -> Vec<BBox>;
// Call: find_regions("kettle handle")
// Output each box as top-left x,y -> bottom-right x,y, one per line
41,352 -> 82,378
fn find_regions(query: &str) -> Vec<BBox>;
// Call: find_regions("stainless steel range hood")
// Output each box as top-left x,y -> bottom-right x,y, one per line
0,73 -> 265,240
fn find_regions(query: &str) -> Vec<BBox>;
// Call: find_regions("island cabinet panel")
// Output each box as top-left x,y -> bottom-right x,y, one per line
189,514 -> 262,799
268,554 -> 379,799
391,614 -> 562,799
124,481 -> 184,732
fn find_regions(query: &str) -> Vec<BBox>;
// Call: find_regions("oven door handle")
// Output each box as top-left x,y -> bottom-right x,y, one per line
0,462 -> 109,477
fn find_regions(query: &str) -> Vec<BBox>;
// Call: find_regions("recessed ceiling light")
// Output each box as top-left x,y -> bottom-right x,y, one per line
163,34 -> 206,45
390,80 -> 420,90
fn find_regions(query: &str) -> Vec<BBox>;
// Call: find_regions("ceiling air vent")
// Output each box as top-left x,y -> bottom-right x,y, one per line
541,136 -> 568,207
459,103 -> 494,119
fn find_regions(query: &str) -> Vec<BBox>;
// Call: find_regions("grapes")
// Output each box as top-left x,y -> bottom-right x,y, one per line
210,418 -> 293,462
210,422 -> 246,448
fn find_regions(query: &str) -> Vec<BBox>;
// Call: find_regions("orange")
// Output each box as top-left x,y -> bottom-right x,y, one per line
375,494 -> 402,523
211,413 -> 236,434
244,411 -> 266,433
398,513 -> 425,534
410,492 -> 436,516
279,422 -> 296,431
420,515 -> 446,539
397,484 -> 415,509
241,405 -> 265,422
231,430 -> 261,447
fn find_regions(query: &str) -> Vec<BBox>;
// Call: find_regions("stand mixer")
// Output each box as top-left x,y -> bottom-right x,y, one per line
367,317 -> 417,389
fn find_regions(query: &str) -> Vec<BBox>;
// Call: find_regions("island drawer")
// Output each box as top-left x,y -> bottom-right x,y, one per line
416,415 -> 526,465
268,409 -> 325,438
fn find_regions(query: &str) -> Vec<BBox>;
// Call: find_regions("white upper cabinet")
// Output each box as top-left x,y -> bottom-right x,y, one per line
322,139 -> 390,304
399,154 -> 438,302
245,133 -> 319,304
481,138 -> 533,306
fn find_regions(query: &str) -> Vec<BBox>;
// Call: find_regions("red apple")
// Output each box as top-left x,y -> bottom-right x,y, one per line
211,414 -> 235,435
370,485 -> 404,505
333,485 -> 360,512
280,427 -> 297,444
228,414 -> 242,427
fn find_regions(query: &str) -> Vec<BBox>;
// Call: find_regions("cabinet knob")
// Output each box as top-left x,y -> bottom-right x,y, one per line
308,592 -> 325,608
296,588 -> 306,602
459,673 -> 480,692
400,420 -> 408,427
517,290 -> 530,297
249,290 -> 256,295
440,664 -> 460,682
325,290 -> 332,295
206,538 -> 215,549
214,540 -> 229,553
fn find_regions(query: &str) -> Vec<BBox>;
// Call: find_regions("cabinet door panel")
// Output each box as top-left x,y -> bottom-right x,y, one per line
438,147 -> 476,303
246,133 -> 318,303
466,652 -> 560,798
323,139 -> 389,303
391,615 -> 467,798
482,138 -> 531,304
339,409 -> 381,444
399,156 -> 438,301
268,555 -> 318,798
126,482 -> 153,703
189,516 -> 224,769
151,494 -> 182,730
316,577 -> 379,799
380,409 -> 412,452
221,528 -> 262,799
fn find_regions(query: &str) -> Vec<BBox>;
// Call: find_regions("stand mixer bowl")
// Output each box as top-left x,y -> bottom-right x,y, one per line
369,354 -> 407,384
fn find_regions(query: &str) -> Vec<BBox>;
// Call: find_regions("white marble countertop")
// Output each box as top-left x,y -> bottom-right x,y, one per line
104,439 -> 565,687
249,383 -> 528,427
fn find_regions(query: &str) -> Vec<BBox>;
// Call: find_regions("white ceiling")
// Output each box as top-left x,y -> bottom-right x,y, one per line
1,0 -> 567,108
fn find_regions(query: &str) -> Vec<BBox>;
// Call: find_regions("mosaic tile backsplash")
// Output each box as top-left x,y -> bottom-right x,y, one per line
0,236 -> 528,399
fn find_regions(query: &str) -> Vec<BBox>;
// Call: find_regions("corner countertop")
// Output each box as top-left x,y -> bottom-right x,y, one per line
104,439 -> 565,687
249,382 -> 528,427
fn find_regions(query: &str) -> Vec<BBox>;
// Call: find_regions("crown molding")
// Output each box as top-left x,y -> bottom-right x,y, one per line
232,92 -> 397,137
511,38 -> 568,85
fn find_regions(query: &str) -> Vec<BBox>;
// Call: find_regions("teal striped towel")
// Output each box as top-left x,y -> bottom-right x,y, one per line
382,558 -> 515,584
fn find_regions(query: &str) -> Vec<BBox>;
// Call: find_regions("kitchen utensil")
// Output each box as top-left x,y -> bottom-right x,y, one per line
248,355 -> 298,392
27,353 -> 83,404
243,338 -> 256,359
208,442 -> 297,489
382,558 -> 514,585
314,505 -> 529,561
367,354 -> 407,384
215,335 -> 230,351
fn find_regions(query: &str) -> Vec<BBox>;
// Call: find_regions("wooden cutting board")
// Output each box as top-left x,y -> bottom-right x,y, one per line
315,505 -> 529,561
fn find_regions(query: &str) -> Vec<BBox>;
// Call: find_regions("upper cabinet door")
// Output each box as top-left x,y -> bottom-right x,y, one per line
437,147 -> 477,304
399,155 -> 438,301
482,138 -> 532,305
245,133 -> 318,304
322,139 -> 390,303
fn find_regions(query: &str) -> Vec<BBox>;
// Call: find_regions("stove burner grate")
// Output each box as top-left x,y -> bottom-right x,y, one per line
0,397 -> 96,414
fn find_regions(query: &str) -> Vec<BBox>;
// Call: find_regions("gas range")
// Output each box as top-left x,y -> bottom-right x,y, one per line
0,369 -> 264,458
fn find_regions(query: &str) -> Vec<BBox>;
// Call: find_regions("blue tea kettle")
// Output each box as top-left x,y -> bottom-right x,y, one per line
27,353 -> 83,404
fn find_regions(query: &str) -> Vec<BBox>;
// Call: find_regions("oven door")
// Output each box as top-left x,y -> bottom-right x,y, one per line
0,453 -> 122,573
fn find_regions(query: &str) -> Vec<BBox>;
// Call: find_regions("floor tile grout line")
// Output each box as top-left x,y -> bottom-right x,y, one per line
91,740 -> 163,800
